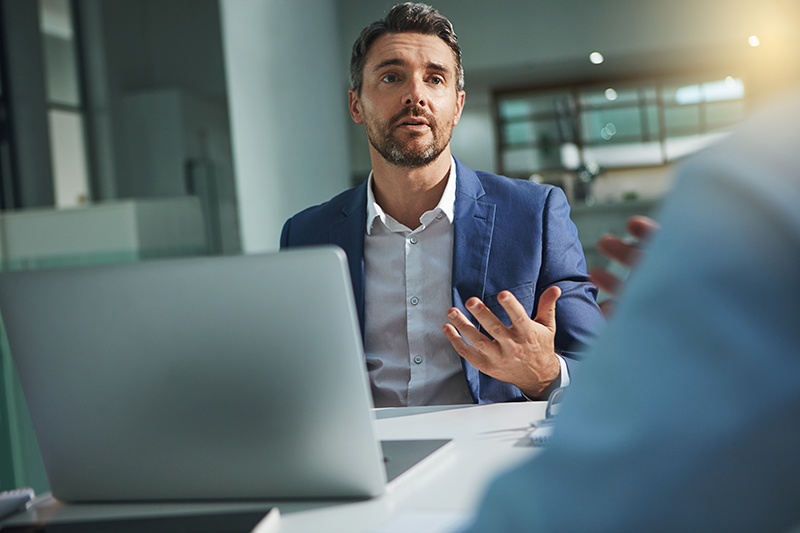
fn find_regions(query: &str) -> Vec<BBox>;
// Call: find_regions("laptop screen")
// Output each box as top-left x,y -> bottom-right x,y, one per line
0,247 -> 386,501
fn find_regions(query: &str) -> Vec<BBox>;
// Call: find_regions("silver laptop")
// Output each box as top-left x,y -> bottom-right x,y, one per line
0,246 -> 448,502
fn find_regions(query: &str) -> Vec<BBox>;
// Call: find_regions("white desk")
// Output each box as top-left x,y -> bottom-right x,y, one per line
284,401 -> 546,532
3,402 -> 546,532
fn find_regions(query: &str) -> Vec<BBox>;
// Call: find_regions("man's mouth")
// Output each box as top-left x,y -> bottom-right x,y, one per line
398,117 -> 430,128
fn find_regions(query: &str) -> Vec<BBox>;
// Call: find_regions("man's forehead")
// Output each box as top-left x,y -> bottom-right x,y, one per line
365,32 -> 457,72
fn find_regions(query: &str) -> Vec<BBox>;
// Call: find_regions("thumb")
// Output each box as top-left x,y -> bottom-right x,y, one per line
534,285 -> 561,331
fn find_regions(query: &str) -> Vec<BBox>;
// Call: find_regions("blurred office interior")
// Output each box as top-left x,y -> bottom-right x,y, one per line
0,0 -> 798,494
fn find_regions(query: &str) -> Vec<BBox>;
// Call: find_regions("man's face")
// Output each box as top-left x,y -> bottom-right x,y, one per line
349,32 -> 465,168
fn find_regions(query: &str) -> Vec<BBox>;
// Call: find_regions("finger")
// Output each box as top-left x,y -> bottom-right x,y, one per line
598,299 -> 615,317
589,267 -> 623,297
627,215 -> 659,242
442,323 -> 490,369
533,285 -> 561,330
463,297 -> 512,343
596,234 -> 642,267
495,290 -> 530,330
446,306 -> 497,357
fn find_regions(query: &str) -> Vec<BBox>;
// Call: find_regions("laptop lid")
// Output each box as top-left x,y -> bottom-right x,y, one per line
0,246 -> 387,501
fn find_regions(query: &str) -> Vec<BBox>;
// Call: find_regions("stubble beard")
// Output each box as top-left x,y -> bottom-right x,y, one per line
364,105 -> 452,169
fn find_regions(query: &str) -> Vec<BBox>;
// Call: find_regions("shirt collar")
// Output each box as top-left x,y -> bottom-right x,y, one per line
366,156 -> 457,235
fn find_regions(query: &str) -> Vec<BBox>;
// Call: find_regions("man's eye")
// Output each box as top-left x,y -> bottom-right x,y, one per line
382,74 -> 398,83
430,77 -> 443,85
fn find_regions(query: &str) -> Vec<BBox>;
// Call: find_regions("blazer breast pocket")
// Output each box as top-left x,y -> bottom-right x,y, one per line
482,282 -> 536,328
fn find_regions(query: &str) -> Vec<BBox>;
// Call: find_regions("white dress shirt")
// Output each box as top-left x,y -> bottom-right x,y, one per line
364,158 -> 474,407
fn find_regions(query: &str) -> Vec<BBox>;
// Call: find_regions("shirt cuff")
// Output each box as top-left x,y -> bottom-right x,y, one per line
522,354 -> 569,401
557,354 -> 570,387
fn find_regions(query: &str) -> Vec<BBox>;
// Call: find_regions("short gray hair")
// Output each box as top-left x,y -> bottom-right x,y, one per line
349,3 -> 464,94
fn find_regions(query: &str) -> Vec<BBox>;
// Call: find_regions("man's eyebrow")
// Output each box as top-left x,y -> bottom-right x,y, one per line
426,62 -> 447,73
372,58 -> 406,72
371,59 -> 451,75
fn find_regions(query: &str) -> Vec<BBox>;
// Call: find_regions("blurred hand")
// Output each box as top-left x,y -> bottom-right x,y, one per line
590,215 -> 659,316
442,286 -> 561,399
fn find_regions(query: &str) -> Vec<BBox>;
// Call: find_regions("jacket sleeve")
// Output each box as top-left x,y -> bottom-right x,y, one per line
538,186 -> 605,361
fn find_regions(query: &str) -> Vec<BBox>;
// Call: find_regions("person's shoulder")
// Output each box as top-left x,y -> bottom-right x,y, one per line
281,182 -> 367,248
456,160 -> 562,206
287,182 -> 366,223
477,170 -> 556,193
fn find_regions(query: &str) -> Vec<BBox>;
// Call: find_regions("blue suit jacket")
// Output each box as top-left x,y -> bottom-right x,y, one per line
280,158 -> 604,403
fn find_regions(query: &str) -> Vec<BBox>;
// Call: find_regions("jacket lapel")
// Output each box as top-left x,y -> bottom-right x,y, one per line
329,182 -> 368,342
451,159 -> 496,402
451,159 -> 495,320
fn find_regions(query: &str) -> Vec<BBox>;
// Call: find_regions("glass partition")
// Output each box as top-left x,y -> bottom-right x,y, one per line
495,74 -> 749,178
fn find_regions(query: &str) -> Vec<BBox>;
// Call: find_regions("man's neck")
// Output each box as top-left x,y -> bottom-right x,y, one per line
369,149 -> 452,230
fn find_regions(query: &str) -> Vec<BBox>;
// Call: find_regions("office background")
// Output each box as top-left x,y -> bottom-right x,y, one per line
1,0 -> 798,494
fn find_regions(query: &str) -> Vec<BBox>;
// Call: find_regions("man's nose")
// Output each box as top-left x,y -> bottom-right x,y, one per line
403,78 -> 427,107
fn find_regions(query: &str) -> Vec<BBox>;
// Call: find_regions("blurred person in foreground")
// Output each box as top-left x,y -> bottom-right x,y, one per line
463,90 -> 800,532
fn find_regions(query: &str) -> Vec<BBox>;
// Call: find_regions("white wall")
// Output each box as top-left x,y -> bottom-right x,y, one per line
220,0 -> 352,253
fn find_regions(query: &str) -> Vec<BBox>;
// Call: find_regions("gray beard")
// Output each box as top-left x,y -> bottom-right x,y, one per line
370,135 -> 444,168
364,107 -> 451,168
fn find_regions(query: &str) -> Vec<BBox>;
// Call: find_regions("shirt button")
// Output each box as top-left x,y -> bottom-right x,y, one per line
409,236 -> 418,244
413,356 -> 423,364
410,296 -> 419,305
436,213 -> 443,220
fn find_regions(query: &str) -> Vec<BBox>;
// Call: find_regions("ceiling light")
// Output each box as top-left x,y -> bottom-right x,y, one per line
748,35 -> 760,47
589,52 -> 604,64
604,88 -> 618,101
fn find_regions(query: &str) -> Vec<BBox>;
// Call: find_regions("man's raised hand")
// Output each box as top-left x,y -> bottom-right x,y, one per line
442,286 -> 562,399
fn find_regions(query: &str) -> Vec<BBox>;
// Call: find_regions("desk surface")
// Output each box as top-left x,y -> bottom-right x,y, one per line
3,402 -> 546,533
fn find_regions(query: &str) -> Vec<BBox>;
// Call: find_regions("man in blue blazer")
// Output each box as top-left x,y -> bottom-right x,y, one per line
281,3 -> 603,405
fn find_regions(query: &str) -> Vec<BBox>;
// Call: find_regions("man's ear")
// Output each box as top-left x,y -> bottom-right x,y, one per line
452,90 -> 466,127
348,89 -> 364,125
